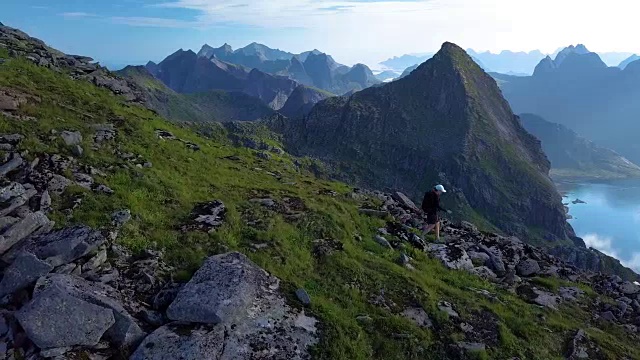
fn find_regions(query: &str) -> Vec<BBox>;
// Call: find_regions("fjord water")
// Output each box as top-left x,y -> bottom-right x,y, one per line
560,179 -> 640,272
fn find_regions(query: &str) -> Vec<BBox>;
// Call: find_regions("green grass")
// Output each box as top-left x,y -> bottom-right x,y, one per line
0,56 -> 639,359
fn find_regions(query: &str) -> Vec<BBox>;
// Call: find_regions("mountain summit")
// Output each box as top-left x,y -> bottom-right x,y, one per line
279,42 -> 569,238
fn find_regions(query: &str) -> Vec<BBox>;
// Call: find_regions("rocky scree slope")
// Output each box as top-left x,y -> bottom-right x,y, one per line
0,25 -> 640,360
274,42 -> 570,241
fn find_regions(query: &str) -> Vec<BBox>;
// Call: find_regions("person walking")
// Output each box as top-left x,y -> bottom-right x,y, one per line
421,184 -> 451,241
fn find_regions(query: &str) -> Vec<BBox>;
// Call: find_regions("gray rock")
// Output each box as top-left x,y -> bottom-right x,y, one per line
460,221 -> 479,233
153,286 -> 181,311
0,251 -> 53,297
3,226 -> 106,267
84,249 -> 107,271
427,243 -> 473,270
559,287 -> 584,302
0,216 -> 19,232
391,192 -> 419,212
74,173 -> 94,189
47,174 -> 72,195
40,190 -> 51,211
467,251 -> 490,266
478,244 -> 506,276
617,300 -> 629,315
398,253 -> 411,266
517,285 -> 561,310
167,252 -> 276,324
0,186 -> 34,217
0,153 -> 23,177
296,288 -> 311,306
130,323 -> 225,360
0,315 -> 7,337
438,301 -> 459,318
374,235 -> 392,249
600,311 -> 616,321
469,266 -> 497,281
0,211 -> 51,255
620,281 -> 640,295
60,131 -> 82,146
516,259 -> 541,277
356,315 -> 373,323
112,209 -> 131,227
0,182 -> 25,203
136,253 -> 318,359
401,307 -> 432,328
16,286 -> 115,349
256,151 -> 271,160
40,347 -> 72,358
250,198 -> 276,207
71,144 -> 83,157
140,309 -> 164,327
95,184 -> 114,194
33,274 -> 146,348
457,342 -> 486,352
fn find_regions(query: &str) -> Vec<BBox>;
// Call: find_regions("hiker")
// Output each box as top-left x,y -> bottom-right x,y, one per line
421,184 -> 451,241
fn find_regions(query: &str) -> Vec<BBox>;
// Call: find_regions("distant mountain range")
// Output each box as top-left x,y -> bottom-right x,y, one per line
194,43 -> 380,95
494,45 -> 640,164
383,48 -> 637,76
519,113 -> 640,180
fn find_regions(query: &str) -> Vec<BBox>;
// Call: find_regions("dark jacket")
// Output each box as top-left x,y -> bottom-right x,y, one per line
421,190 -> 446,214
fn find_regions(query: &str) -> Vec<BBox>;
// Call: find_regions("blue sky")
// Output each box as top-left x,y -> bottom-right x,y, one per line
3,0 -> 640,69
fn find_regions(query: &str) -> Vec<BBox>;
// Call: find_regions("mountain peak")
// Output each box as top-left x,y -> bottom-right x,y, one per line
555,44 -> 591,65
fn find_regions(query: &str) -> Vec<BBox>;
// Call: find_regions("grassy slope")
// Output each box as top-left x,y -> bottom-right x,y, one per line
0,54 -> 638,359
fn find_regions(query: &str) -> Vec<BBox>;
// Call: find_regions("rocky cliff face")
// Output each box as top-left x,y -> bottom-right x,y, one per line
279,42 -> 570,240
279,85 -> 332,118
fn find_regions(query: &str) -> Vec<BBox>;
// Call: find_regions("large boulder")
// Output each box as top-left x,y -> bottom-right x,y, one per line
33,274 -> 146,348
3,226 -> 106,267
60,130 -> 82,146
136,252 -> 318,359
516,259 -> 541,277
16,286 -> 115,349
166,252 -> 277,324
426,243 -> 473,270
391,192 -> 419,212
130,323 -> 224,360
619,281 -> 640,295
0,211 -> 51,255
0,251 -> 52,297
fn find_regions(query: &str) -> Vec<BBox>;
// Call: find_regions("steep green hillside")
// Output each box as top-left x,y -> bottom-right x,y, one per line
1,29 -> 639,360
118,65 -> 274,122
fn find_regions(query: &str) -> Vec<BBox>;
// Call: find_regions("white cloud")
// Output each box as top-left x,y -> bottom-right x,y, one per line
109,0 -> 640,65
583,233 -> 619,258
110,16 -> 198,28
583,233 -> 640,272
59,12 -> 97,18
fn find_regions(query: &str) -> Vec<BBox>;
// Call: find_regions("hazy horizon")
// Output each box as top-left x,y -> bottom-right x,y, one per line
4,0 -> 640,70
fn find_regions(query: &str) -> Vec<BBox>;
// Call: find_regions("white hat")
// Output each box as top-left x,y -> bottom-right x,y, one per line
435,184 -> 446,193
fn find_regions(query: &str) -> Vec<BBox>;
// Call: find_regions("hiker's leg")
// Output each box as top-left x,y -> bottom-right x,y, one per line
422,223 -> 435,237
435,221 -> 441,240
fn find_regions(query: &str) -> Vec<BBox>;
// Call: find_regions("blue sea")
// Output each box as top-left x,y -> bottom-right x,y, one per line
560,179 -> 640,272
